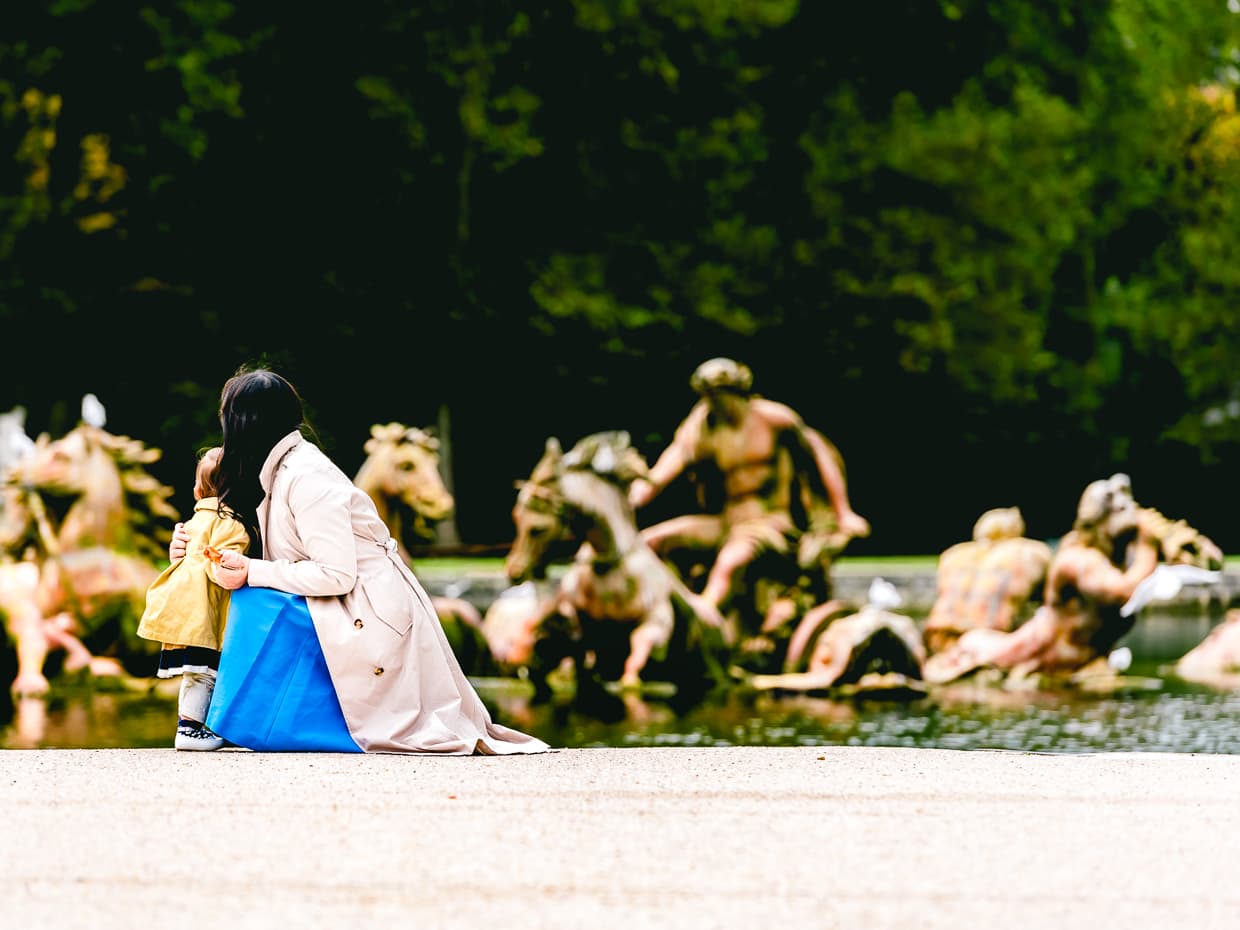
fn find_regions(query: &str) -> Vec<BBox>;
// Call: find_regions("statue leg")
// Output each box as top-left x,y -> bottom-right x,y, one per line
43,612 -> 126,678
432,595 -> 483,631
700,534 -> 762,610
621,602 -> 673,688
43,613 -> 93,672
639,515 -> 724,558
1,563 -> 50,696
640,515 -> 725,591
11,603 -> 51,696
984,607 -> 1056,668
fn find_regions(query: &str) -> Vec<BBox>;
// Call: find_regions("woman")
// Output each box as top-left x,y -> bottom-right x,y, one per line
175,365 -> 549,754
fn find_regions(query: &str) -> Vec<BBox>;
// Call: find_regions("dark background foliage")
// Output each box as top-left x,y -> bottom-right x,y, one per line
4,0 -> 1240,555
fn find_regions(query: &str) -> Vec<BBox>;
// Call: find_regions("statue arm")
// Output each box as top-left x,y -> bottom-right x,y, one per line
630,406 -> 705,509
1067,534 -> 1160,605
795,419 -> 870,539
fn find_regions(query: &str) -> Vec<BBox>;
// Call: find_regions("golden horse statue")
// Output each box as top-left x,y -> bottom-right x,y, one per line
484,431 -> 732,706
353,423 -> 454,558
1,408 -> 176,696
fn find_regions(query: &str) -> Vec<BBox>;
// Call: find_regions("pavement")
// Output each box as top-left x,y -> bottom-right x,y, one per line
3,746 -> 1238,930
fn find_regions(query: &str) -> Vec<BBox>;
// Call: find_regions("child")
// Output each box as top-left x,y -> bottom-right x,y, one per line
138,447 -> 250,751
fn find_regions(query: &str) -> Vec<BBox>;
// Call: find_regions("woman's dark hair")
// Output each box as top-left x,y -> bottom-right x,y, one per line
216,366 -> 307,552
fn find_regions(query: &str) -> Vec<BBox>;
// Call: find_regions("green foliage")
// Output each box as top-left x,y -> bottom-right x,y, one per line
6,0 -> 1240,550
529,1 -> 797,339
139,2 -> 253,160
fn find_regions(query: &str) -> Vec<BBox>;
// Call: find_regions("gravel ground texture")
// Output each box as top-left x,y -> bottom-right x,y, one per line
3,745 -> 1238,930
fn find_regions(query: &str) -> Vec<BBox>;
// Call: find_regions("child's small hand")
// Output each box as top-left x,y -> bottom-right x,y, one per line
213,549 -> 249,590
169,523 -> 190,562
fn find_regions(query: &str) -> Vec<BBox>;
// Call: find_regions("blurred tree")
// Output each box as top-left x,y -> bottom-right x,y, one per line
3,0 -> 1240,552
0,0 -> 256,443
514,0 -> 1240,547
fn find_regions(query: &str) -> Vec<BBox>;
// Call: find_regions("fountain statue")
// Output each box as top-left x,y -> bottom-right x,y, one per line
746,578 -> 928,699
0,396 -> 175,695
923,473 -> 1223,686
628,357 -> 870,671
922,507 -> 1051,656
1173,608 -> 1240,689
485,431 -> 732,706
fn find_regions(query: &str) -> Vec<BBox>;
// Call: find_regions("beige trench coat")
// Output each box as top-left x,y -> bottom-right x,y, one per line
245,430 -> 549,755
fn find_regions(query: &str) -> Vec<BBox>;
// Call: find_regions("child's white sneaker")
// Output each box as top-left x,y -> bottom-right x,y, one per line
175,720 -> 225,751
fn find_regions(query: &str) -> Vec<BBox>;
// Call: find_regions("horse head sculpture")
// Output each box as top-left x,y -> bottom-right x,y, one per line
503,431 -> 648,584
354,423 -> 454,552
5,418 -> 176,562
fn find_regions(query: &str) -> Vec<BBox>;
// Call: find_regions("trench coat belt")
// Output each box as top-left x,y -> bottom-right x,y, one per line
357,532 -> 440,623
353,531 -> 399,560
380,536 -> 411,572
371,534 -> 406,572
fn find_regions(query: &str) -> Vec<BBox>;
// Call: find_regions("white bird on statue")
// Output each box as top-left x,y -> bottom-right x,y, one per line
81,393 -> 107,429
1120,564 -> 1222,618
866,576 -> 903,611
1107,646 -> 1133,673
0,407 -> 34,468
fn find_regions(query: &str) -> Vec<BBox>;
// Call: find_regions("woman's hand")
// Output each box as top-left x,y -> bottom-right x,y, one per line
214,549 -> 250,590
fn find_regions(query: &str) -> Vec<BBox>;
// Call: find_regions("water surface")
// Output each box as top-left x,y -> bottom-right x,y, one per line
4,608 -> 1237,753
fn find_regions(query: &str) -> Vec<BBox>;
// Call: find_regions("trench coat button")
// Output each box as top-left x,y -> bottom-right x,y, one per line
374,667 -> 384,676
354,619 -> 364,629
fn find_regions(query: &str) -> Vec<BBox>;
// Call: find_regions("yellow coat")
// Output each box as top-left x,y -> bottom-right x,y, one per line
137,498 -> 250,649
